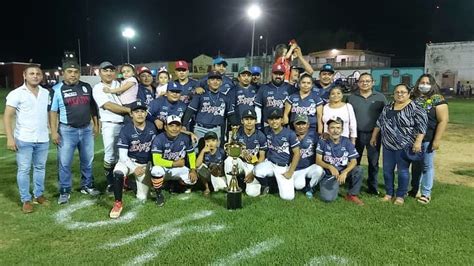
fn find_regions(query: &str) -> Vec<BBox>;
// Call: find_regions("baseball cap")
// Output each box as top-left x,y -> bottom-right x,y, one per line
326,116 -> 343,126
250,66 -> 262,75
320,63 -> 334,74
203,131 -> 218,140
166,115 -> 182,125
137,66 -> 152,75
290,65 -> 304,74
158,66 -> 169,74
167,81 -> 182,92
130,101 -> 147,111
99,61 -> 115,70
212,56 -> 228,67
208,70 -> 222,79
401,146 -> 425,161
241,108 -> 257,119
267,107 -> 283,119
272,63 -> 286,74
238,66 -> 251,75
294,114 -> 309,124
175,60 -> 189,71
62,60 -> 80,70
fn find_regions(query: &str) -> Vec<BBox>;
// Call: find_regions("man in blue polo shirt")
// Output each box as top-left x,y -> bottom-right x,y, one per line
50,60 -> 100,204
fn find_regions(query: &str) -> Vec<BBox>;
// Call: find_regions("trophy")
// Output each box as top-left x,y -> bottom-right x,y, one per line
224,126 -> 246,210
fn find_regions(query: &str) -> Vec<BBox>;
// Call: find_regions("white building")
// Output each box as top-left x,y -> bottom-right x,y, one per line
425,41 -> 474,89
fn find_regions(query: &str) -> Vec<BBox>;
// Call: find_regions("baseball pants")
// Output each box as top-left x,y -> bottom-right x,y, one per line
114,161 -> 151,201
293,164 -> 324,190
253,160 -> 295,200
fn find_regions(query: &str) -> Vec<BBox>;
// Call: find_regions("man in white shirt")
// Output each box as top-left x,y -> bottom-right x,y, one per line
4,65 -> 50,213
92,61 -> 131,193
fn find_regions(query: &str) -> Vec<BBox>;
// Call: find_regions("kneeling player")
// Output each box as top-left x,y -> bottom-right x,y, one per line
224,109 -> 266,197
196,132 -> 226,196
253,108 -> 300,200
110,101 -> 158,219
150,115 -> 198,206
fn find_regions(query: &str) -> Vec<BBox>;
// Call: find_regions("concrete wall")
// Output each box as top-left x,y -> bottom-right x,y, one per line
371,67 -> 424,93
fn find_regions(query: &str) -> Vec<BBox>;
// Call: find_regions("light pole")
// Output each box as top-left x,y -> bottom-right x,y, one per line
247,4 -> 261,67
258,35 -> 263,57
122,27 -> 135,63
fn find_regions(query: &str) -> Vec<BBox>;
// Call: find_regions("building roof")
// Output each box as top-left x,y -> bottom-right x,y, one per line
309,49 -> 393,58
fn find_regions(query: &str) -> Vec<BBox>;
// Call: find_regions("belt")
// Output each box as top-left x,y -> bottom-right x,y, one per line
131,158 -> 148,165
197,123 -> 219,129
60,123 -> 90,129
272,162 -> 288,167
103,121 -> 124,124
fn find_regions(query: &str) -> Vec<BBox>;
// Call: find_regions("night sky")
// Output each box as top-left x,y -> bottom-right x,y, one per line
1,0 -> 472,68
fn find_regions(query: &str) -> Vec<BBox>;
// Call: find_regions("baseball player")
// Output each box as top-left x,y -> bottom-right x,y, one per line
174,60 -> 200,104
313,64 -> 336,104
109,101 -> 158,219
150,115 -> 198,206
316,116 -> 364,205
136,66 -> 156,106
182,71 -> 239,144
199,56 -> 235,95
224,109 -> 266,197
148,81 -> 187,130
253,108 -> 300,200
92,61 -> 131,194
250,66 -> 262,90
196,131 -> 226,196
255,63 -> 292,127
232,66 -> 258,120
284,73 -> 324,133
292,114 -> 324,199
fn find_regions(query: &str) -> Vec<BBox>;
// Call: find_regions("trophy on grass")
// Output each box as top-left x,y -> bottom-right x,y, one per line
224,126 -> 246,210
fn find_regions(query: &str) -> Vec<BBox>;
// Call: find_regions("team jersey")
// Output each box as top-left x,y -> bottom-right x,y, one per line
151,132 -> 194,162
316,136 -> 358,173
117,121 -> 158,164
296,132 -> 319,170
175,78 -> 199,104
264,127 -> 300,166
286,91 -> 323,129
188,90 -> 235,127
199,74 -> 234,95
233,84 -> 258,120
235,128 -> 267,158
50,81 -> 98,128
136,84 -> 155,106
312,81 -> 335,104
148,96 -> 187,123
255,81 -> 292,123
203,148 -> 226,165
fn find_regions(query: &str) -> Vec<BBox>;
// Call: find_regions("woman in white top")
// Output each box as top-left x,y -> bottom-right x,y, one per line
321,86 -> 357,144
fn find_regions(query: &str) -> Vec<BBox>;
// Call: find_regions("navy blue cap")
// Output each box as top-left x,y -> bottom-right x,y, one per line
130,101 -> 147,111
320,63 -> 334,74
242,108 -> 257,119
167,81 -> 182,92
208,70 -> 222,79
267,108 -> 283,119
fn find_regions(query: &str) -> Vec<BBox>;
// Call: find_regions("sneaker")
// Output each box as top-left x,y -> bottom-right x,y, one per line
155,191 -> 165,207
260,186 -> 270,196
80,186 -> 101,196
305,191 -> 313,199
22,201 -> 34,213
109,200 -> 123,219
184,188 -> 192,194
33,195 -> 49,205
58,193 -> 70,205
345,194 -> 364,206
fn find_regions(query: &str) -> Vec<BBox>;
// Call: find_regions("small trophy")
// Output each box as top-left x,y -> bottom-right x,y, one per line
224,126 -> 246,210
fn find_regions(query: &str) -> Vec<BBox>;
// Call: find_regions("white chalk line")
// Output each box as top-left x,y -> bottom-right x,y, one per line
306,255 -> 350,265
211,237 -> 284,266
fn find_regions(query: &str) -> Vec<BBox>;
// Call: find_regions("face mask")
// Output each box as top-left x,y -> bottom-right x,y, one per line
418,84 -> 431,93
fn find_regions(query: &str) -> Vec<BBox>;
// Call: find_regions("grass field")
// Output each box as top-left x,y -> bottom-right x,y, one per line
0,90 -> 473,265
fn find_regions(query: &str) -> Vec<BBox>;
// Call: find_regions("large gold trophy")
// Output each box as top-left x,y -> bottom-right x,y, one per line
224,126 -> 245,210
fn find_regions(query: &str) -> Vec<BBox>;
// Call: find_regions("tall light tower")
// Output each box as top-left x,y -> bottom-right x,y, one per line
122,27 -> 135,63
247,4 -> 261,67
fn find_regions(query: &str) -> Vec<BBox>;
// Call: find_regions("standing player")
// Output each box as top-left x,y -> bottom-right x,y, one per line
253,108 -> 300,200
292,114 -> 324,198
255,63 -> 292,127
174,60 -> 200,104
313,64 -> 336,103
136,66 -> 156,106
150,115 -> 198,206
224,109 -> 266,197
109,101 -> 158,218
232,66 -> 258,119
148,82 -> 187,130
199,56 -> 234,95
250,66 -> 263,90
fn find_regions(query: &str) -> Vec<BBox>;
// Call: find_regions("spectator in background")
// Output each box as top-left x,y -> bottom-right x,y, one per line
274,41 -> 298,82
250,66 -> 263,90
155,67 -> 170,97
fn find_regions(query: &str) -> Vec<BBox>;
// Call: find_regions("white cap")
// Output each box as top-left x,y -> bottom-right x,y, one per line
166,115 -> 182,125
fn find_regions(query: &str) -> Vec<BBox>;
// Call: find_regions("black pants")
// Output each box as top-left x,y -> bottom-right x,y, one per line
355,131 -> 381,192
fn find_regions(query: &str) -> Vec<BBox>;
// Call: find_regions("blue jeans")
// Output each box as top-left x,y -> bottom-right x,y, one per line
57,124 -> 95,193
15,140 -> 49,203
382,147 -> 410,198
319,166 -> 363,202
411,142 -> 435,197
355,131 -> 381,192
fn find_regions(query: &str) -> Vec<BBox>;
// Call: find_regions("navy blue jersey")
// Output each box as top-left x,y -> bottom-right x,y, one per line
233,84 -> 258,120
296,132 -> 319,170
175,78 -> 199,104
286,91 -> 323,129
235,128 -> 267,157
148,97 -> 187,123
117,121 -> 158,163
255,82 -> 292,123
204,148 -> 226,165
316,136 -> 358,172
188,90 -> 235,127
50,81 -> 98,127
151,132 -> 194,161
199,74 -> 234,95
312,81 -> 335,104
264,127 -> 300,166
136,84 -> 155,106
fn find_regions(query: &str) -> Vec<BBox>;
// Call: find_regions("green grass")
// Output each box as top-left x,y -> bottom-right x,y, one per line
452,169 -> 474,177
446,99 -> 474,125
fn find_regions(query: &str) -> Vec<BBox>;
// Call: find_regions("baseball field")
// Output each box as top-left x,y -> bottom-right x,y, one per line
0,90 -> 473,265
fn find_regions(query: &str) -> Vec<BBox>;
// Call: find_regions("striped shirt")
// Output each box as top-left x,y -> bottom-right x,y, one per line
376,101 -> 428,150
